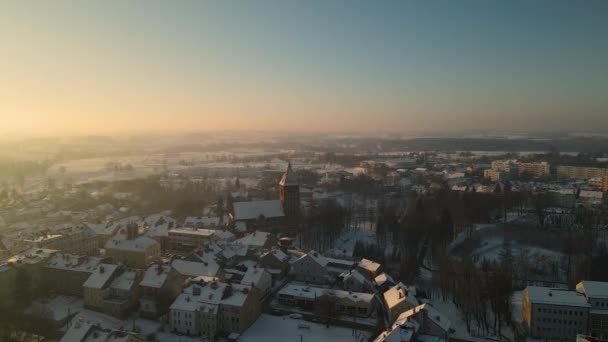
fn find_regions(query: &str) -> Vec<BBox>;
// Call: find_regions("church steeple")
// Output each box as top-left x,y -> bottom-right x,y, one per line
279,161 -> 298,187
279,161 -> 300,227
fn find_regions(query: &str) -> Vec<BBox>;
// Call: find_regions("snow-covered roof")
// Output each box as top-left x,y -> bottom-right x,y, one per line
213,230 -> 235,241
234,231 -> 273,248
279,162 -> 299,186
384,283 -> 418,310
171,259 -> 220,278
577,281 -> 608,299
261,248 -> 289,263
83,264 -> 120,289
374,308 -> 420,342
168,228 -> 215,237
418,304 -> 450,332
233,200 -> 284,221
278,284 -> 374,303
140,264 -> 171,288
341,269 -> 368,285
110,269 -> 138,291
526,286 -> 591,307
5,247 -> 58,266
46,253 -> 103,273
358,258 -> 381,274
374,273 -> 395,287
297,250 -> 328,267
105,234 -> 158,252
184,216 -> 221,228
170,280 -> 252,312
241,267 -> 268,287
60,321 -> 93,342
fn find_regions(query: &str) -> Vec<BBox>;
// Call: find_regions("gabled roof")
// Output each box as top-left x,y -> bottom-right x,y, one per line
279,162 -> 298,186
233,200 -> 285,221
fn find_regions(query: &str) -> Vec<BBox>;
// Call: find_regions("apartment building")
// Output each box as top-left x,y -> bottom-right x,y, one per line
558,166 -> 608,180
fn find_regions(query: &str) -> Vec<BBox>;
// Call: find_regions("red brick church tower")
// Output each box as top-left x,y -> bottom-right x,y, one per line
279,162 -> 300,226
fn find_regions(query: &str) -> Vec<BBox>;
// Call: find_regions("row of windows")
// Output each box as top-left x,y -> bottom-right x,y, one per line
537,307 -> 585,316
594,301 -> 608,308
173,319 -> 194,327
535,326 -> 583,335
536,317 -> 583,326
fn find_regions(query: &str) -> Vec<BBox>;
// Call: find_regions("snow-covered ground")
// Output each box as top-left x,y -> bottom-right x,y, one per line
238,314 -> 371,342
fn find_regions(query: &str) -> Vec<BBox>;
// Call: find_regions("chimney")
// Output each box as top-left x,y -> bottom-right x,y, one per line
192,286 -> 201,296
100,266 -> 105,274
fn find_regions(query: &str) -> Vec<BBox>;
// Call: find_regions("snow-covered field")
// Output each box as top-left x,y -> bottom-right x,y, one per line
238,314 -> 371,342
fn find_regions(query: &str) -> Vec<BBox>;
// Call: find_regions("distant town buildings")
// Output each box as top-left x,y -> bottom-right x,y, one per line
558,166 -> 608,180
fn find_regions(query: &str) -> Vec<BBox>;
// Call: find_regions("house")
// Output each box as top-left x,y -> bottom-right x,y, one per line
102,268 -> 142,319
341,269 -> 373,293
240,266 -> 272,297
169,277 -> 261,339
357,258 -> 382,279
384,283 -> 420,324
104,224 -> 160,268
139,263 -> 182,319
83,263 -> 121,310
259,248 -> 290,279
290,250 -> 331,285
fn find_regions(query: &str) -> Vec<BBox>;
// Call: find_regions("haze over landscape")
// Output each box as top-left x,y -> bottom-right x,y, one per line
3,2 -> 608,342
2,0 -> 608,135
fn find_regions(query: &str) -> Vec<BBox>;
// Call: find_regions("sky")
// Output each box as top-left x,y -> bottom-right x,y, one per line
1,0 -> 607,135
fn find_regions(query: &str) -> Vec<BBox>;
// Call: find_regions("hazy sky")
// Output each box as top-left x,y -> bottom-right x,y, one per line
1,0 -> 607,135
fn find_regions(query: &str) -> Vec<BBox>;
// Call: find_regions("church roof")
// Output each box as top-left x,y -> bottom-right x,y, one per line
279,162 -> 298,186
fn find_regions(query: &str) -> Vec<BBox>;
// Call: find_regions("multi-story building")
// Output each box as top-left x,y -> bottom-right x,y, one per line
558,166 -> 608,180
484,169 -> 506,183
139,263 -> 182,319
169,277 -> 261,339
105,224 -> 160,268
25,225 -> 98,256
167,228 -> 215,252
577,281 -> 608,339
44,253 -> 105,296
490,160 -> 550,178
517,161 -> 550,178
83,263 -> 121,310
1,248 -> 58,307
523,286 -> 591,340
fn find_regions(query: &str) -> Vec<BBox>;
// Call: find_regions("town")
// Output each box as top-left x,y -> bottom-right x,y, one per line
1,136 -> 607,342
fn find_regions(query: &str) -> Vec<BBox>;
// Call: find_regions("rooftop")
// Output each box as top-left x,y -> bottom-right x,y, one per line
83,264 -> 120,289
233,200 -> 285,221
577,281 -> 608,299
526,286 -> 591,307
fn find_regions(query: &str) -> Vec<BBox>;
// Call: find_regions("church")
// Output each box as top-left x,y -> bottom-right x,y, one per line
229,162 -> 300,233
